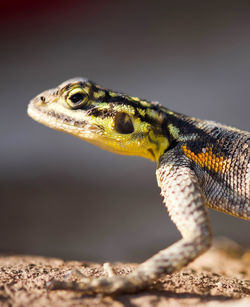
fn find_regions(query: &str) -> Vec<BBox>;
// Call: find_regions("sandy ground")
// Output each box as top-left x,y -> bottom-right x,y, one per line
0,239 -> 249,307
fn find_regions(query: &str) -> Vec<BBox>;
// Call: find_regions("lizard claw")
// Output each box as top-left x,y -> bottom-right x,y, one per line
46,279 -> 57,294
103,262 -> 116,277
64,268 -> 88,280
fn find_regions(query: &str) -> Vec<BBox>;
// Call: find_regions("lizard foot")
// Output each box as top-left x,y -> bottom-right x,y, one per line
46,263 -> 147,295
46,275 -> 140,295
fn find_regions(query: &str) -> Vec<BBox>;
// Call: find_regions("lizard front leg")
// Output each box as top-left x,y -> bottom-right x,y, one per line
48,153 -> 212,295
127,153 -> 212,285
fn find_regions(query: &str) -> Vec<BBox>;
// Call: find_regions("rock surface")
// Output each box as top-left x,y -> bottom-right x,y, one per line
0,239 -> 249,307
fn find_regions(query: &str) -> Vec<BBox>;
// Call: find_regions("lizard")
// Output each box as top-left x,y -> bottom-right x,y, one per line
27,78 -> 250,295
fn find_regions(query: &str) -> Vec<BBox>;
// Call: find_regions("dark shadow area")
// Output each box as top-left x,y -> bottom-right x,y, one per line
118,290 -> 234,307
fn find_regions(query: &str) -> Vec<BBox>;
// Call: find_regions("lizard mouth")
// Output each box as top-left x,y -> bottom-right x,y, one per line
28,103 -> 87,128
27,94 -> 100,138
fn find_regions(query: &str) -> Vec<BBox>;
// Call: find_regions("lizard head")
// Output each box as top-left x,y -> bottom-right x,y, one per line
28,78 -> 169,161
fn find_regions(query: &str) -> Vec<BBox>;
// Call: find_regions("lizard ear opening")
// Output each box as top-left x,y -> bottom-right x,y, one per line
115,112 -> 134,134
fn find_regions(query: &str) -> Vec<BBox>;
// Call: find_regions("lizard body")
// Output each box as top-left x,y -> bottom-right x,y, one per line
27,78 -> 249,294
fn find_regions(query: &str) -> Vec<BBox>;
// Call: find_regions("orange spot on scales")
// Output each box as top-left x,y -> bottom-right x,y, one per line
182,145 -> 228,173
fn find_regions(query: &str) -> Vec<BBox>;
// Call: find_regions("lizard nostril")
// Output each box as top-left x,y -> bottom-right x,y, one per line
40,96 -> 46,102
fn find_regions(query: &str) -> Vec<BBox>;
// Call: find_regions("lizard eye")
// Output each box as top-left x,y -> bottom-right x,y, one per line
115,113 -> 134,134
70,93 -> 85,103
66,89 -> 89,109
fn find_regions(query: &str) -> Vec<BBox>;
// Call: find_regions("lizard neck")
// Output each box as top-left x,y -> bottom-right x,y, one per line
153,106 -> 201,151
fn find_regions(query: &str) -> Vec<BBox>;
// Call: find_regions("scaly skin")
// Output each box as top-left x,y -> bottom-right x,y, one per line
27,78 -> 250,295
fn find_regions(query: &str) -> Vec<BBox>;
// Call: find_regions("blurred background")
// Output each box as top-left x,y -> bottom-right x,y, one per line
0,0 -> 249,262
